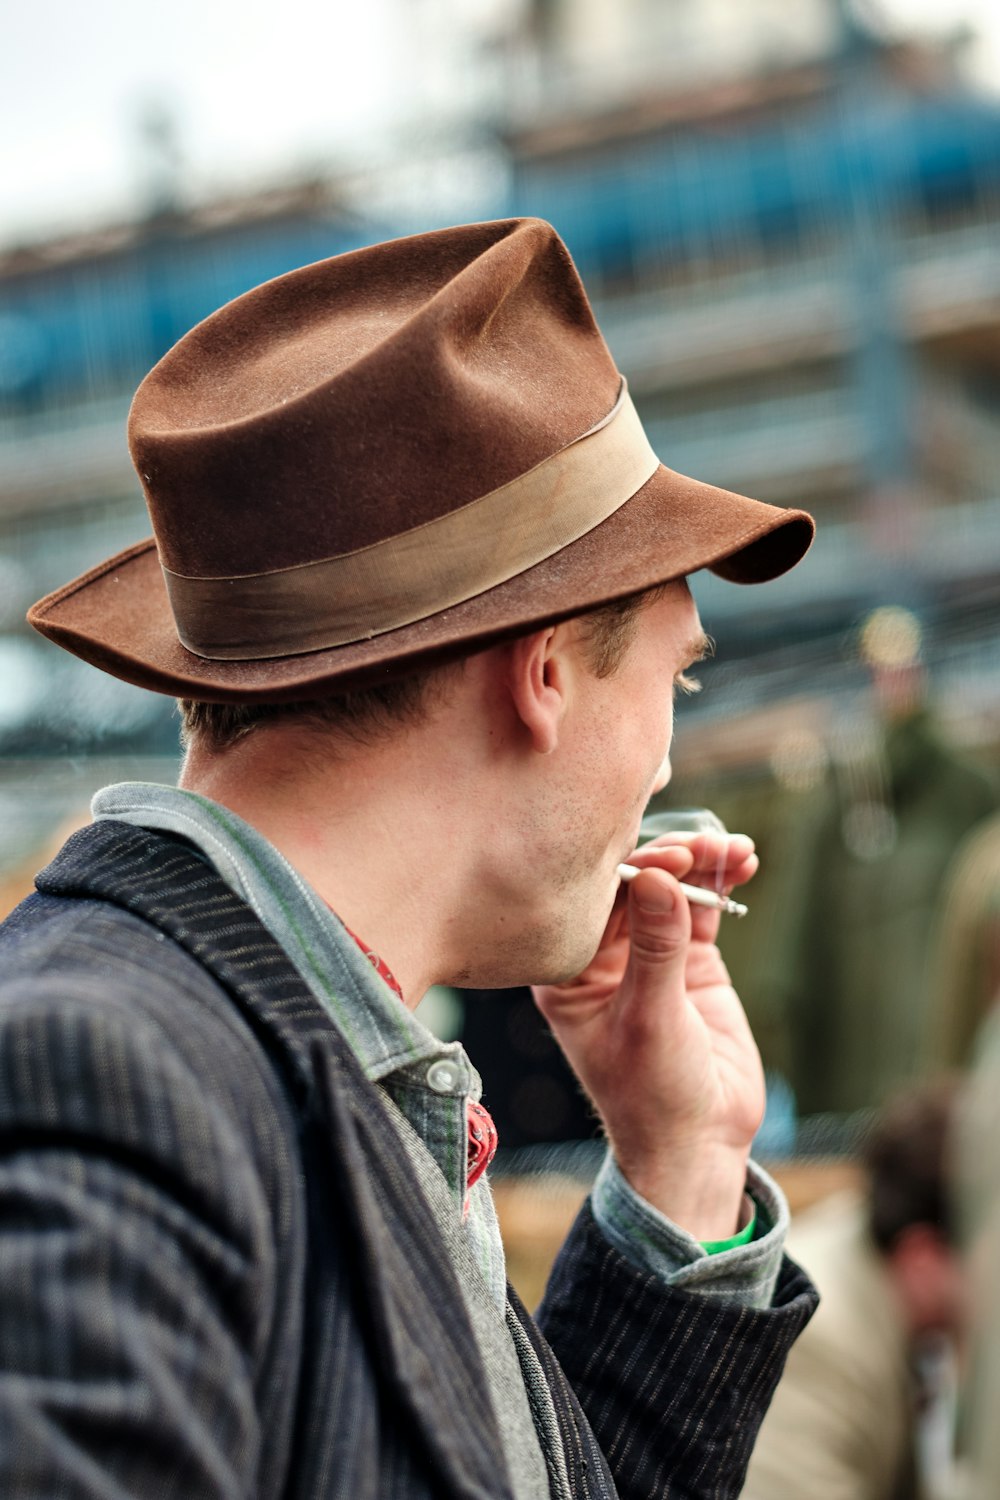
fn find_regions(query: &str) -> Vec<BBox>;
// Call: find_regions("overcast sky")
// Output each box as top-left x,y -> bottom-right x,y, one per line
1,0 -> 998,247
0,0 -> 406,242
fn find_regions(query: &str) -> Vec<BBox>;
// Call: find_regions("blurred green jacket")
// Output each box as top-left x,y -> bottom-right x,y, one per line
783,708 -> 995,1115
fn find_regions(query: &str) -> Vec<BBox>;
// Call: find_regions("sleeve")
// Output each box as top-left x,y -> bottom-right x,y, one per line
591,1152 -> 789,1308
536,1200 -> 818,1500
739,1313 -> 906,1500
0,982 -> 279,1500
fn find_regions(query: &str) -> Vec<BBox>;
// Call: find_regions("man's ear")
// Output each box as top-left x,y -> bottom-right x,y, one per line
506,625 -> 572,754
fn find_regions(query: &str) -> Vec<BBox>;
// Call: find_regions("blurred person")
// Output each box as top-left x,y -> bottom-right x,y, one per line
928,827 -> 1000,1500
957,1011 -> 1000,1500
924,811 -> 1000,1073
782,608 -> 996,1116
742,1079 -> 963,1500
0,219 -> 818,1500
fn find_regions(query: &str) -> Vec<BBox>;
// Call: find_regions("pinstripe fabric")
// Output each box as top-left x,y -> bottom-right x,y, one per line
1,825 -> 515,1500
537,1205 -> 816,1499
508,1286 -> 618,1500
0,896 -> 306,1498
0,821 -> 817,1498
94,782 -> 785,1311
93,782 -> 510,1307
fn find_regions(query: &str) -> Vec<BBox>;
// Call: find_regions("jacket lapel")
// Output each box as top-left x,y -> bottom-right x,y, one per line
38,820 -> 517,1500
506,1284 -> 617,1500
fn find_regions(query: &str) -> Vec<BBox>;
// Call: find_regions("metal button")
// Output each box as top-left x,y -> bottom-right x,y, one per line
426,1059 -> 462,1093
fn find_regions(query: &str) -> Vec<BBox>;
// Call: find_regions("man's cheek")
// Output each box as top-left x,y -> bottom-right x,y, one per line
651,750 -> 673,796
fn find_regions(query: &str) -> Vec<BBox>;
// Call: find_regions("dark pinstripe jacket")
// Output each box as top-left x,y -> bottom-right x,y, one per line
0,821 -> 816,1499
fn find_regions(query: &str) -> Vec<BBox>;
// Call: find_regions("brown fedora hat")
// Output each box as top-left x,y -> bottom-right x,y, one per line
28,218 -> 814,703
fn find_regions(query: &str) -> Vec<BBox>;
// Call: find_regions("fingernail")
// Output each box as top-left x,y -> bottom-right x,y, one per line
636,884 -> 675,915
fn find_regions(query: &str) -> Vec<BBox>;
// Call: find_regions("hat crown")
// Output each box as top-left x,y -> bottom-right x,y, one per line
128,218 -> 620,579
29,216 -> 814,702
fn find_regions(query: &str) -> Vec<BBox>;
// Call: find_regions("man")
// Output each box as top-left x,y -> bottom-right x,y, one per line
957,1011 -> 1000,1498
1,218 -> 817,1498
743,1080 -> 963,1500
779,608 -> 996,1116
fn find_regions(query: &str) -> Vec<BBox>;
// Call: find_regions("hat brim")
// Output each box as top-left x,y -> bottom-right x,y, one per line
29,464 -> 813,704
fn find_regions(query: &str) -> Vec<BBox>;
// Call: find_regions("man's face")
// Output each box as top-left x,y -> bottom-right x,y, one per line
550,581 -> 707,945
473,581 -> 709,987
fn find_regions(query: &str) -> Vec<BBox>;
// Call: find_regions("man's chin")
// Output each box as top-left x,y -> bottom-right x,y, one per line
452,924 -> 605,992
527,929 -> 607,989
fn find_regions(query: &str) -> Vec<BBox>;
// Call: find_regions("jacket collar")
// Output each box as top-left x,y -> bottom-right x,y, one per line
37,818 -> 517,1500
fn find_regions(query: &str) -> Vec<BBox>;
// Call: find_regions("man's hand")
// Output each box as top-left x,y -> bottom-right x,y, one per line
532,832 -> 762,1242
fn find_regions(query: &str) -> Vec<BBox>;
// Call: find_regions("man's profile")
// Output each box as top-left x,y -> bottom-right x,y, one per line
1,217 -> 817,1498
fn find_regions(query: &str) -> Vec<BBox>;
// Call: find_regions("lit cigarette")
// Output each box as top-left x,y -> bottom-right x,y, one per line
617,863 -> 748,918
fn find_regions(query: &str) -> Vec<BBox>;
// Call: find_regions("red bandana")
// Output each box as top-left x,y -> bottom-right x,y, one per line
345,924 -> 498,1196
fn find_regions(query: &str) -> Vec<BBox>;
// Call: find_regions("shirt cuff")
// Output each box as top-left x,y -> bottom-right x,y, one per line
590,1149 -> 790,1309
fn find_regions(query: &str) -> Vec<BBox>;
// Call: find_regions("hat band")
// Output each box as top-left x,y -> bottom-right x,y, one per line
162,380 -> 659,661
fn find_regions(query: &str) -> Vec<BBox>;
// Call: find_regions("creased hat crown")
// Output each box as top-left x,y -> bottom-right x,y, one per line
130,218 -> 618,579
28,216 -> 814,700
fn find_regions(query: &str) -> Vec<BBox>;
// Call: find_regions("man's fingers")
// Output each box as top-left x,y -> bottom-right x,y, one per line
626,843 -> 694,877
630,832 -> 757,891
622,868 -> 691,1010
677,830 -> 755,871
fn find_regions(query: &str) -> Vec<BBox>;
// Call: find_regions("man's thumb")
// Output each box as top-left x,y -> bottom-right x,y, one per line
625,868 -> 690,990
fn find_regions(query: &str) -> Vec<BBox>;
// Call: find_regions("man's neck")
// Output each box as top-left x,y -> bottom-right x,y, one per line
179,718 -> 493,1006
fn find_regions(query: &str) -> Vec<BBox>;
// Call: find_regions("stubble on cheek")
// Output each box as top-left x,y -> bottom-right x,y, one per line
454,825 -> 618,988
510,778 -> 648,984
480,890 -> 613,988
472,733 -> 649,987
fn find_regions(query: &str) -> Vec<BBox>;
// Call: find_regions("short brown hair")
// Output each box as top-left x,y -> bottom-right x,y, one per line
863,1078 -> 957,1253
179,586 -> 665,754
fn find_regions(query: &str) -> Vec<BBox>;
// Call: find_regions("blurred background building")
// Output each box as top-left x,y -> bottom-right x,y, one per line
4,0 -> 1000,1134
